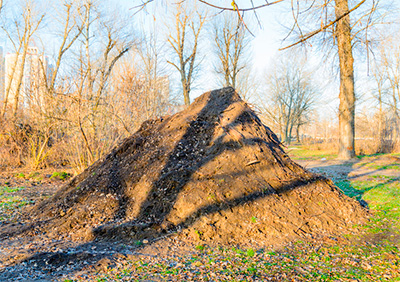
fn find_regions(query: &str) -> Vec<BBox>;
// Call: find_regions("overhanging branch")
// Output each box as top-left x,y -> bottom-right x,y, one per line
280,0 -> 366,50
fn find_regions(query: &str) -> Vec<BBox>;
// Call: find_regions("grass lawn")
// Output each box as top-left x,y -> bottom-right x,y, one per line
287,145 -> 338,160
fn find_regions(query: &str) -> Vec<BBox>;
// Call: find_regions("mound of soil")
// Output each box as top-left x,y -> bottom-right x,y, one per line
9,87 -> 367,246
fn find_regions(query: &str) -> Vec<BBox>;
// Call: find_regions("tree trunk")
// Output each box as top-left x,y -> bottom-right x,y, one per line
183,82 -> 190,106
335,0 -> 356,159
296,123 -> 301,143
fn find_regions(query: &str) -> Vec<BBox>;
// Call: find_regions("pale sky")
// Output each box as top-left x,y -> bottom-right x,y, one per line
1,0 -> 398,121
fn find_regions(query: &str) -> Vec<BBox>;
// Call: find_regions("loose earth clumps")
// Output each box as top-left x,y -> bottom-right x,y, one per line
15,87 -> 367,246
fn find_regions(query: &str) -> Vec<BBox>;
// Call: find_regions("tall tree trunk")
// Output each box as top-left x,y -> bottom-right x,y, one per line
335,0 -> 356,159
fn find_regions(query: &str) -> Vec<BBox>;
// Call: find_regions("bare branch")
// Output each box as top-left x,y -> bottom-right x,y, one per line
280,0 -> 366,50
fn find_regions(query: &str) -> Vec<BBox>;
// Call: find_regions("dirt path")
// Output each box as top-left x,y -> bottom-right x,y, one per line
297,156 -> 400,181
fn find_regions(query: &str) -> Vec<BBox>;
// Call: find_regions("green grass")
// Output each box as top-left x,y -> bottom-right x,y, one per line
366,163 -> 400,170
356,152 -> 400,160
371,175 -> 393,179
28,171 -> 41,178
15,173 -> 25,178
0,185 -> 33,221
0,185 -> 25,196
0,198 -> 32,208
336,180 -> 366,201
356,153 -> 386,160
338,179 -> 400,221
336,177 -> 400,238
195,244 -> 205,251
287,145 -> 337,160
50,171 -> 71,180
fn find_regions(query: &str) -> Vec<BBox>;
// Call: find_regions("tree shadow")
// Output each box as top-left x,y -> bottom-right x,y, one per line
302,159 -> 400,209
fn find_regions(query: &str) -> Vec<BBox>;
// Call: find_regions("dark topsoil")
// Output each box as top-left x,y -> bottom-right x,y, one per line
0,87 -> 368,280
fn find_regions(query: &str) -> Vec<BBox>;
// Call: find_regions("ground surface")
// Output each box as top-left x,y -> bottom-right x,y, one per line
0,150 -> 399,281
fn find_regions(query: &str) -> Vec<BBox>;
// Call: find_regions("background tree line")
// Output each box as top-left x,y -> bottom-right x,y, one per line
0,0 -> 398,172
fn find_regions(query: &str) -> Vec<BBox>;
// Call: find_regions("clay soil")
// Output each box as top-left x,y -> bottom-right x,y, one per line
0,87 -> 368,281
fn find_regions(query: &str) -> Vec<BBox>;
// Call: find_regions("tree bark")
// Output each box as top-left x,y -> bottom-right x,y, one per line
335,0 -> 356,159
296,123 -> 300,143
183,83 -> 190,106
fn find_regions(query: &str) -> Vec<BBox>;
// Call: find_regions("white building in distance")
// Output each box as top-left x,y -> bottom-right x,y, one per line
4,46 -> 50,113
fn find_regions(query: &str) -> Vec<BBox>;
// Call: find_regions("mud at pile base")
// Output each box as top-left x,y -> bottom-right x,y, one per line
5,87 -> 368,247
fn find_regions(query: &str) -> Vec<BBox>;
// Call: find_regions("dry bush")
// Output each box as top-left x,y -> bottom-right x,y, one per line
0,120 -> 26,168
303,140 -> 339,153
356,139 -> 400,156
0,117 -> 55,170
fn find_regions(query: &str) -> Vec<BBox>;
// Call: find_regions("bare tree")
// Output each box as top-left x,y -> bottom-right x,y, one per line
212,15 -> 250,89
381,37 -> 400,123
370,30 -> 400,151
284,0 -> 388,158
167,2 -> 206,106
108,25 -> 170,135
65,1 -> 132,167
371,59 -> 388,145
32,0 -> 135,170
1,0 -> 45,118
0,0 -> 145,170
138,23 -> 170,120
260,51 -> 317,144
44,1 -> 84,96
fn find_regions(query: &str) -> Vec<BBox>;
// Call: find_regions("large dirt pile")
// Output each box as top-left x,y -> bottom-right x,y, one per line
18,87 -> 367,246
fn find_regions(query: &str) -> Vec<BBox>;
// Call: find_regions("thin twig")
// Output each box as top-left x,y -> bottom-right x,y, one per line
198,0 -> 284,12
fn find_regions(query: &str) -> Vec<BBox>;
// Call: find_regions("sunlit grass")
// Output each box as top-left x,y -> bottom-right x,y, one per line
287,145 -> 337,160
365,163 -> 400,170
336,176 -> 400,236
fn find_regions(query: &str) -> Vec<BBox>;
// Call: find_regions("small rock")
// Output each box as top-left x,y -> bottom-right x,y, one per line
142,239 -> 149,244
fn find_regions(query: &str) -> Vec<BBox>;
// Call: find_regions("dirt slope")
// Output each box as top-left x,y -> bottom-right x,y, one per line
10,87 -> 367,246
